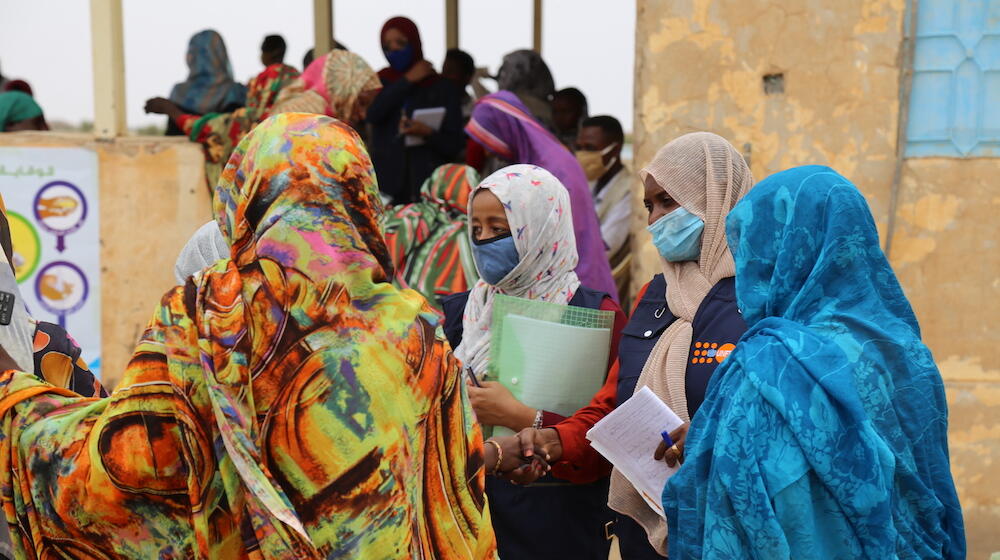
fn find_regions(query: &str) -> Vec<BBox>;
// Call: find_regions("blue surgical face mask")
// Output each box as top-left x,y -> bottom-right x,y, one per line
472,233 -> 519,285
647,207 -> 704,262
385,44 -> 414,73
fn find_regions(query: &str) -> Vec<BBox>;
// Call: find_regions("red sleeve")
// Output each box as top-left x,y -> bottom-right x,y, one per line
465,138 -> 486,172
176,113 -> 200,138
548,284 -> 653,483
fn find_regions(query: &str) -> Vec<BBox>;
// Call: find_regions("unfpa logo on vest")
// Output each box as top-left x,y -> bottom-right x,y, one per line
691,342 -> 735,364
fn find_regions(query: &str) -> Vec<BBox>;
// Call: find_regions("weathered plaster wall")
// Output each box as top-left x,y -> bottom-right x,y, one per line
634,0 -> 997,555
0,133 -> 211,389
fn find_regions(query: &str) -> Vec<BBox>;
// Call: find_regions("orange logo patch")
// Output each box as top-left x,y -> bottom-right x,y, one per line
691,342 -> 736,364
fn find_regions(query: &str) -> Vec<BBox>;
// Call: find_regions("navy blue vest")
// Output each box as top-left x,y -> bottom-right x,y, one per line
615,275 -> 745,417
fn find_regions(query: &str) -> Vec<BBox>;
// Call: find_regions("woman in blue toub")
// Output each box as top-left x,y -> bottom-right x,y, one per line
664,166 -> 966,559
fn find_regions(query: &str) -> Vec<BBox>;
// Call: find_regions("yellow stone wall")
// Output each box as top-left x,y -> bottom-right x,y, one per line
633,0 -> 997,555
0,133 -> 211,389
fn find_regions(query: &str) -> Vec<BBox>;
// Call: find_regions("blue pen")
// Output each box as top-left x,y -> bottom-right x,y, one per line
661,430 -> 674,448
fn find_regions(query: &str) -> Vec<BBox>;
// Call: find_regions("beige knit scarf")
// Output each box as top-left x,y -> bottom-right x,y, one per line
608,132 -> 753,555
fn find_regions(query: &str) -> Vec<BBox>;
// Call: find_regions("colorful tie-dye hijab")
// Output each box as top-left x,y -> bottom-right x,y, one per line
0,113 -> 495,559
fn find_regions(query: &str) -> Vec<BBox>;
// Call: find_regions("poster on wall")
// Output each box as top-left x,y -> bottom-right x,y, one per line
0,147 -> 101,378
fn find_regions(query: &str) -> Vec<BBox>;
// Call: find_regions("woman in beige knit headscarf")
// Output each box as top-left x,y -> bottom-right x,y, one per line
494,132 -> 754,558
272,49 -> 382,123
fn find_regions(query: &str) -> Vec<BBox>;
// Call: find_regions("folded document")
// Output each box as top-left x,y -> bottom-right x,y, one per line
586,386 -> 684,517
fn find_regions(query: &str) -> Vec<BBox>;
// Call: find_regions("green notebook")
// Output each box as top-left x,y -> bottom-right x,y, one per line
485,294 -> 615,437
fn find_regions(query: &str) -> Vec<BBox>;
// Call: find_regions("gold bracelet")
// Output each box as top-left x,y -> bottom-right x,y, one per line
485,439 -> 503,475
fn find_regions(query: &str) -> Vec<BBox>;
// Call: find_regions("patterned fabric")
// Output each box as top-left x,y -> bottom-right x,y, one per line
609,133 -> 753,554
169,29 -> 246,115
465,92 -> 617,301
0,113 -> 495,559
384,164 -> 480,308
179,63 -> 300,189
454,164 -> 581,378
272,51 -> 380,120
31,321 -> 106,398
663,166 -> 965,559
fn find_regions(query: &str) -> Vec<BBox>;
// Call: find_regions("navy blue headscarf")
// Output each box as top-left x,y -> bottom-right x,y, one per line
663,166 -> 965,559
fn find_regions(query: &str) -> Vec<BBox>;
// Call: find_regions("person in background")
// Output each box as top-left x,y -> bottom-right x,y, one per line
0,113 -> 496,559
260,34 -> 287,68
576,115 -> 632,306
0,91 -> 47,131
663,166 -> 966,559
495,49 -> 556,131
146,57 -> 300,188
383,163 -> 479,309
164,29 -> 246,136
552,87 -> 588,149
146,51 -> 379,190
0,197 -> 104,398
465,91 -> 618,300
500,133 -> 753,558
440,164 -> 626,560
302,39 -> 348,69
1,80 -> 32,96
441,48 -> 476,120
367,17 -> 464,205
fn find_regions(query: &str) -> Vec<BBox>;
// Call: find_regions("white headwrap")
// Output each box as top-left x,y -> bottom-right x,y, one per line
173,221 -> 229,285
453,164 -> 581,377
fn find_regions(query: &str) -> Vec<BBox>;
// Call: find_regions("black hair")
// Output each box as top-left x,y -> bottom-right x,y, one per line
553,87 -> 587,109
262,35 -> 286,59
581,115 -> 624,145
444,48 -> 475,78
302,41 -> 348,69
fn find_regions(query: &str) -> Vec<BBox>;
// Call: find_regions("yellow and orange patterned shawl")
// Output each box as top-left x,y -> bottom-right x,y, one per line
0,113 -> 495,559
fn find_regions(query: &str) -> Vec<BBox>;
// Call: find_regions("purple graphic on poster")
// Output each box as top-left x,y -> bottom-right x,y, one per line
33,181 -> 88,252
34,261 -> 89,328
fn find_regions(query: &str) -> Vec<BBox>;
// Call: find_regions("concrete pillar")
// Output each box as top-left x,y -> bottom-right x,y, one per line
313,0 -> 333,57
90,0 -> 126,138
533,0 -> 543,53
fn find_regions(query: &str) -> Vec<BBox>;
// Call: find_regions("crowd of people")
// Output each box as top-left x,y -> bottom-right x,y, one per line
0,15 -> 966,560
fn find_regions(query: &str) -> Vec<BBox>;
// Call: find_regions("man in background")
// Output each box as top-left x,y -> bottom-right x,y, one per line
552,87 -> 588,149
441,48 -> 476,121
261,35 -> 286,68
576,115 -> 632,305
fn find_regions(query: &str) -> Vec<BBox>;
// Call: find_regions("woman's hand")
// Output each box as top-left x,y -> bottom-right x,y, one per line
399,117 -> 434,137
466,379 -> 537,431
654,422 -> 690,468
484,435 -> 550,481
500,427 -> 563,484
144,97 -> 184,125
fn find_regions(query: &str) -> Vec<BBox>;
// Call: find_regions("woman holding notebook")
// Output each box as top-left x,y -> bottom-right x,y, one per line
440,164 -> 625,560
500,132 -> 754,558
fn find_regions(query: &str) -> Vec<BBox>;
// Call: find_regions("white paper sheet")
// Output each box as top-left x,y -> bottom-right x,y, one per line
491,314 -> 610,437
586,386 -> 684,517
404,107 -> 447,147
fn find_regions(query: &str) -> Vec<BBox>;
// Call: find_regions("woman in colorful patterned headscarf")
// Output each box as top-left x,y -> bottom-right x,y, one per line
270,49 -> 382,121
0,113 -> 496,559
664,166 -> 965,558
383,163 -> 480,308
168,29 -> 246,115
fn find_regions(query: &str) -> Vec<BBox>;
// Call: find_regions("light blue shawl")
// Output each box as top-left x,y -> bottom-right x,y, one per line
663,166 -> 965,559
